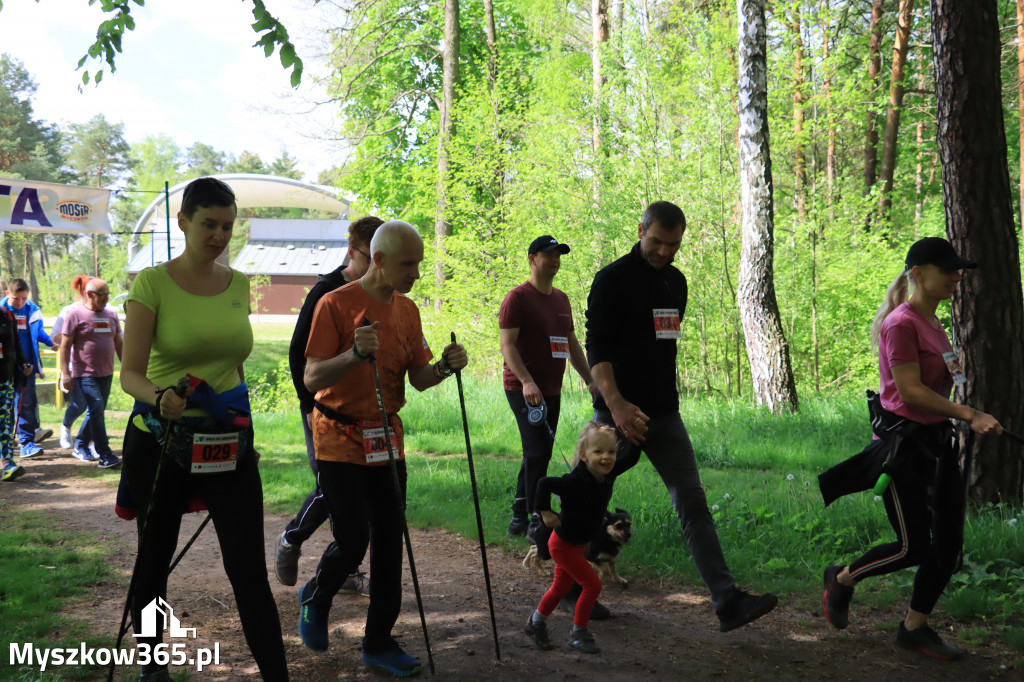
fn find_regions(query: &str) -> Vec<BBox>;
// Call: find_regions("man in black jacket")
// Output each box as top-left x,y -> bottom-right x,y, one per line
275,215 -> 383,587
585,200 -> 778,632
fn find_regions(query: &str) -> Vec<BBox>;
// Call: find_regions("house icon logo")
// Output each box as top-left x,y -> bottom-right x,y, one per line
133,597 -> 198,639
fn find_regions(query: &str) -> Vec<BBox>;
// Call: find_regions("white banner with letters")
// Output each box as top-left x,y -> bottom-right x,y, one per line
0,177 -> 111,234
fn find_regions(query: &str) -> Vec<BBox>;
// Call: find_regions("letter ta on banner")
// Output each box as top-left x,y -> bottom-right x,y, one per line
653,308 -> 681,339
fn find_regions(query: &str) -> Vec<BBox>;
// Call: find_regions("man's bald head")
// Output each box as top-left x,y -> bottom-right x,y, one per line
370,220 -> 422,259
84,278 -> 110,311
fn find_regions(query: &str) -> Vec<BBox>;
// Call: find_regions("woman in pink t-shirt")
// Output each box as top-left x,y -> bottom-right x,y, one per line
821,238 -> 1001,661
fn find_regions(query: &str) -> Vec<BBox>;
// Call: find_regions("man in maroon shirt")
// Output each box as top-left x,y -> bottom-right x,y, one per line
499,235 -> 594,539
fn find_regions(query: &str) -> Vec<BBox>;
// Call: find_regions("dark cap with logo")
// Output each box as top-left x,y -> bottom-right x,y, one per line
528,235 -> 571,255
905,237 -> 976,271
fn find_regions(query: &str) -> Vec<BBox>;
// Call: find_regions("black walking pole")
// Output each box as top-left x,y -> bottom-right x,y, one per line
109,377 -> 190,682
364,318 -> 435,675
451,332 -> 501,661
1003,428 -> 1024,444
117,512 -> 212,640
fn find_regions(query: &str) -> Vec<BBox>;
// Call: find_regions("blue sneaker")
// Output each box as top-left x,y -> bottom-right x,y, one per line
2,461 -> 25,481
298,583 -> 330,651
71,447 -> 92,462
362,638 -> 421,677
19,442 -> 42,458
97,453 -> 121,469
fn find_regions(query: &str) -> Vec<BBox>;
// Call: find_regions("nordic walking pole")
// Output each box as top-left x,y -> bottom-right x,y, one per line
117,512 -> 212,640
1003,428 -> 1024,444
109,376 -> 190,682
364,318 -> 435,675
451,332 -> 501,661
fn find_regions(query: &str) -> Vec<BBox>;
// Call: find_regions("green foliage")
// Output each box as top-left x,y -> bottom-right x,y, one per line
64,113 -> 132,187
0,54 -> 65,181
74,0 -> 305,89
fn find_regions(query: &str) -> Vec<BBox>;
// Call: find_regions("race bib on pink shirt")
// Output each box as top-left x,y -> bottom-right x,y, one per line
942,351 -> 967,386
91,318 -> 113,333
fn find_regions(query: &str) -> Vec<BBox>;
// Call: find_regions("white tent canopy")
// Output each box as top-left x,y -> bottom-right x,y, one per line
131,174 -> 350,240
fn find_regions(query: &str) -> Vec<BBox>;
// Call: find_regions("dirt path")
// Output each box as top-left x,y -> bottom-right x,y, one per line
2,450 -> 1018,681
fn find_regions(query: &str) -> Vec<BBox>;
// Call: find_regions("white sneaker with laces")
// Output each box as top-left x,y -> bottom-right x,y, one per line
59,426 -> 72,449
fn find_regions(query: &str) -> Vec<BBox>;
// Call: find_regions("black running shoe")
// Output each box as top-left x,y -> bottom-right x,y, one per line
558,583 -> 610,620
895,623 -> 961,660
822,565 -> 854,629
716,587 -> 779,632
523,617 -> 555,650
567,626 -> 601,654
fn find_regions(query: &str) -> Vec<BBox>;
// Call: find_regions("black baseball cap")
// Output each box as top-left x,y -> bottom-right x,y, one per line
528,235 -> 571,255
905,237 -> 977,270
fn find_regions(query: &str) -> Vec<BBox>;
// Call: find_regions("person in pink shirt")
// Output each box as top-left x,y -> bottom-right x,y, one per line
821,237 -> 1002,661
59,278 -> 123,469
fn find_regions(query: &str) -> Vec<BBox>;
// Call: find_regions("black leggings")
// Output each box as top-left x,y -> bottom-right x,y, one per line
303,459 -> 407,654
847,436 -> 962,614
506,390 -> 562,521
122,418 -> 288,681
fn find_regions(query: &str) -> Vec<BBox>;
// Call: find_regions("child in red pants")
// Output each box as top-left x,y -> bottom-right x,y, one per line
524,421 -> 627,654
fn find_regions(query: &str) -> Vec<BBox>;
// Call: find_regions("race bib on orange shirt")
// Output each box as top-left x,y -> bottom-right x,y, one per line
363,420 -> 399,463
942,351 -> 967,386
653,308 -> 681,339
190,432 -> 239,474
91,318 -> 113,333
549,335 -> 569,359
15,315 -> 26,331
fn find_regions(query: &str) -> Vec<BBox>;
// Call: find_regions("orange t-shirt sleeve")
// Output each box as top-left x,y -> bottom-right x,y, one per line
306,294 -> 349,360
407,302 -> 433,369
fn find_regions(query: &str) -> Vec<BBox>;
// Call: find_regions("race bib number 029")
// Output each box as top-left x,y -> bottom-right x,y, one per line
549,335 -> 569,359
190,432 -> 239,473
653,308 -> 681,339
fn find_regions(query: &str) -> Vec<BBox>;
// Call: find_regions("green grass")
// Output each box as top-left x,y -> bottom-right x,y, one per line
0,502 -> 119,681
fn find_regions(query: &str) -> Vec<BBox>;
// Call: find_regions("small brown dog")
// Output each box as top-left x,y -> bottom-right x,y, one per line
523,508 -> 633,586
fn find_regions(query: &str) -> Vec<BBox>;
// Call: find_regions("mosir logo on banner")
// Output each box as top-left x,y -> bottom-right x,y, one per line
56,200 -> 93,223
8,597 -> 220,673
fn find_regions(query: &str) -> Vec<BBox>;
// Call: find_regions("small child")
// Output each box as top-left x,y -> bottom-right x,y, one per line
0,300 -> 30,481
524,421 -> 626,654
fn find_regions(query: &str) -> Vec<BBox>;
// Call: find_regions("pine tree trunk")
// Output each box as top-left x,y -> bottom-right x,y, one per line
24,242 -> 39,302
878,0 -> 916,215
737,0 -> 799,414
433,0 -> 460,312
932,0 -> 1024,504
864,0 -> 884,193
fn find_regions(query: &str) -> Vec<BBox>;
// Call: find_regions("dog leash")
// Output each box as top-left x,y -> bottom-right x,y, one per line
528,400 -> 574,472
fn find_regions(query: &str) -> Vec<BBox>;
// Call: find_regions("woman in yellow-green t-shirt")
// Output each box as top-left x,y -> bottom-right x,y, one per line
119,177 -> 288,681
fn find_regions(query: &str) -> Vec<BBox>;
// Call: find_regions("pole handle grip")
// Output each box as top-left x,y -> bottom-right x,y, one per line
873,472 -> 892,496
173,376 -> 190,398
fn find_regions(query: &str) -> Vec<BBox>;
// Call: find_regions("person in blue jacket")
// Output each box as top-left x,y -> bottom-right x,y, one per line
1,279 -> 56,457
